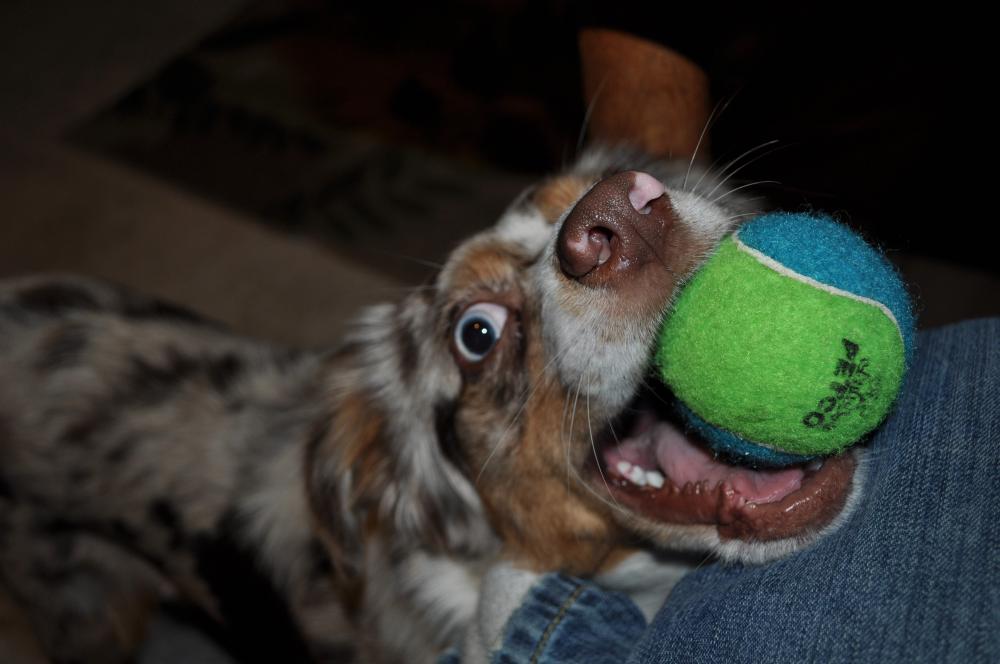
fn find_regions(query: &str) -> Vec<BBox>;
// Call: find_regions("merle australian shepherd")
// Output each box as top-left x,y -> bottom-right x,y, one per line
0,145 -> 862,662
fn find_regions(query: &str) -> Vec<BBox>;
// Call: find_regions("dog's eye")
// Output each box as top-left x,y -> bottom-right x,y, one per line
453,303 -> 509,363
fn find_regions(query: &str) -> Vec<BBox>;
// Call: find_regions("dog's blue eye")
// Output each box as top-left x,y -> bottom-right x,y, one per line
453,303 -> 509,363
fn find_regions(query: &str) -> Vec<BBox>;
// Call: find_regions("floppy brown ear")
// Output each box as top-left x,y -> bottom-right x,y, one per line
304,390 -> 384,582
304,299 -> 493,583
579,28 -> 711,161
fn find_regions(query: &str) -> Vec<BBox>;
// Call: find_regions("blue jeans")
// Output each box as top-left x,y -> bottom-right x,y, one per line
456,318 -> 1000,663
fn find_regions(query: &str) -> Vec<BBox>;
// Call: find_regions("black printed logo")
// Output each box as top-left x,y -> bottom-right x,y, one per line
802,339 -> 880,431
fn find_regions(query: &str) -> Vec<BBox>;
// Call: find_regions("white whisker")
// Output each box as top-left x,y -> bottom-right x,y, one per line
711,180 -> 781,206
683,96 -> 731,190
725,211 -> 763,222
587,368 -> 620,508
637,378 -> 679,417
477,326 -> 588,484
558,359 -> 636,520
562,374 -> 575,491
694,139 -> 780,198
577,76 -> 609,158
564,363 -> 588,497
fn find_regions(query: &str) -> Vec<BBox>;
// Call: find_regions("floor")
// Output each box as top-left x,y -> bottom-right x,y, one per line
0,0 -> 397,350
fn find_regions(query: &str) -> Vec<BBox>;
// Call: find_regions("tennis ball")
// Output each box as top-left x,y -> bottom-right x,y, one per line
656,212 -> 915,467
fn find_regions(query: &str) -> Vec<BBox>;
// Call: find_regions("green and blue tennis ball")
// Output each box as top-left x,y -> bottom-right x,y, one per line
656,212 -> 915,467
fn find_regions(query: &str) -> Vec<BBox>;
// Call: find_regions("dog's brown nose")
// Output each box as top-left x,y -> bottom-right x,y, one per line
557,171 -> 677,285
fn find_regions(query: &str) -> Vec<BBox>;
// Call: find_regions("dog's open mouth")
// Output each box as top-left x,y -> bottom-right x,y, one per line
591,384 -> 856,542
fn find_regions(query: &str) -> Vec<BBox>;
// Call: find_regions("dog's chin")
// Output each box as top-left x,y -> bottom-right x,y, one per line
586,379 -> 863,565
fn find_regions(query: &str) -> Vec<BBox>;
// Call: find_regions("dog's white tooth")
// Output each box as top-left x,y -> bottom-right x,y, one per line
806,459 -> 824,472
616,461 -> 633,475
627,466 -> 647,486
645,471 -> 665,489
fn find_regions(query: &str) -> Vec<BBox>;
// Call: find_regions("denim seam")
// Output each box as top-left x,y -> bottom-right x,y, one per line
529,584 -> 585,664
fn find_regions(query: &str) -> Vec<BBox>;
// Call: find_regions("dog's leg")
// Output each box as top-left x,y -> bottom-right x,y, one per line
0,505 -> 162,664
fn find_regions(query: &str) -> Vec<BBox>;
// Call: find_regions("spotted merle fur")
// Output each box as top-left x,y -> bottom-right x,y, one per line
33,321 -> 90,372
0,146 -> 810,664
16,283 -> 100,315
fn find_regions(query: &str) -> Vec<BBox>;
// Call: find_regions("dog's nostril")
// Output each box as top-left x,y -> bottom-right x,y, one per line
591,227 -> 613,266
628,172 -> 667,215
557,170 -> 676,283
562,225 -> 617,278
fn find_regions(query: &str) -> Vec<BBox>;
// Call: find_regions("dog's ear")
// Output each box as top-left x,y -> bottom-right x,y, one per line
579,28 -> 710,160
304,384 -> 385,581
305,298 -> 492,578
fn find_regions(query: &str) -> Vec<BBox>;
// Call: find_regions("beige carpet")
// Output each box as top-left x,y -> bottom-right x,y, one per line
0,133 -> 397,348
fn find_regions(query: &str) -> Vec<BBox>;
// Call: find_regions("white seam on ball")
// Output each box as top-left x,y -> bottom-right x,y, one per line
733,232 -> 904,343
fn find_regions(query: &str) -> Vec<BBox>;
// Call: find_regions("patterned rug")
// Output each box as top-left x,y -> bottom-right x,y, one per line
69,1 -> 584,284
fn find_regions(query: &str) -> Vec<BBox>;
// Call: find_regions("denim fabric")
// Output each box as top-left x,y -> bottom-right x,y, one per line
483,318 -> 999,664
493,574 -> 645,664
629,318 -> 999,663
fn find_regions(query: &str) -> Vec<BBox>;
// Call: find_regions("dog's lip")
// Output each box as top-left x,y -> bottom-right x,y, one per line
590,399 -> 856,542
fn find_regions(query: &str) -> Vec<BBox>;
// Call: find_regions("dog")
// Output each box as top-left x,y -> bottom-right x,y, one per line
0,144 -> 864,662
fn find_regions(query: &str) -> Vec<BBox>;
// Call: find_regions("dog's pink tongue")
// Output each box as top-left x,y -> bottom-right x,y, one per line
651,423 -> 804,504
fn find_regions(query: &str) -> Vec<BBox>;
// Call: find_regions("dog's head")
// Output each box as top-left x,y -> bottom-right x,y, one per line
308,144 -> 863,577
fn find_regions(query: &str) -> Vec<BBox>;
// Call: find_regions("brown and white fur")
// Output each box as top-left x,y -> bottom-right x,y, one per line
0,145 -> 864,662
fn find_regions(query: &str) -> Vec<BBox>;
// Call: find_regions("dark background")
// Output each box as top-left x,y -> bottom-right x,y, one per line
2,0 -> 997,335
70,1 -> 998,317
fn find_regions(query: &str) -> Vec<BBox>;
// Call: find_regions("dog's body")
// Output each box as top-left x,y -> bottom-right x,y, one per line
0,273 -> 494,662
0,146 -> 864,662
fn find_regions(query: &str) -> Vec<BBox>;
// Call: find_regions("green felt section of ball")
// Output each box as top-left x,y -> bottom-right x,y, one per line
657,236 -> 906,455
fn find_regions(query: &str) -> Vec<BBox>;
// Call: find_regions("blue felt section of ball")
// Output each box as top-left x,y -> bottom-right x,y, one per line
677,402 -> 816,468
739,212 -> 916,360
